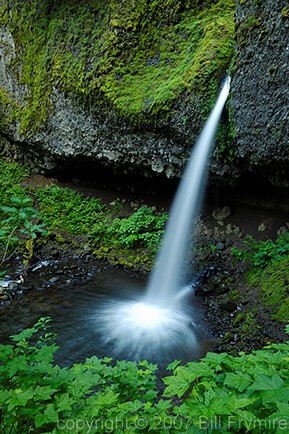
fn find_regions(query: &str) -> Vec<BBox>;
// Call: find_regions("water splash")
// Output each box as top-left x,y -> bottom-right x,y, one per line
94,293 -> 198,362
95,77 -> 231,361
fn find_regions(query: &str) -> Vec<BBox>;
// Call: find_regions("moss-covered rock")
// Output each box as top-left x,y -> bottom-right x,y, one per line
0,0 -> 235,177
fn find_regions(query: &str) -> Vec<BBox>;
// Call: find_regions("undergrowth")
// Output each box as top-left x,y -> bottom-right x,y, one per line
231,234 -> 289,268
0,318 -> 289,433
0,159 -> 167,270
232,235 -> 289,322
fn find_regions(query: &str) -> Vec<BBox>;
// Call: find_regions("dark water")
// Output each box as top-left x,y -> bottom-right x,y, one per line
0,259 -> 212,367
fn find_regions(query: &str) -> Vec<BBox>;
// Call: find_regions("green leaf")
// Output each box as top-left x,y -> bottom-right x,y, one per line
10,327 -> 37,342
0,344 -> 14,361
8,388 -> 34,409
235,409 -> 258,423
269,402 -> 289,420
155,399 -> 172,412
35,404 -> 59,427
163,367 -> 199,398
167,360 -> 181,371
6,356 -> 27,377
34,385 -> 58,401
261,387 -> 289,404
226,395 -> 256,411
35,412 -> 47,428
96,390 -> 119,407
202,352 -> 231,368
0,390 -> 10,405
224,373 -> 252,392
1,206 -> 18,214
55,393 -> 76,411
249,374 -> 284,391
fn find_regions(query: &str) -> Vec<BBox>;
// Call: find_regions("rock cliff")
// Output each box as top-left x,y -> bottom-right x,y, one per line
0,0 -> 234,177
0,0 -> 288,184
231,0 -> 289,185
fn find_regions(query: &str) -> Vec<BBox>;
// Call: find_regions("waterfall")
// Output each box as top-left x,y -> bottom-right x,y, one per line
94,77 -> 231,362
145,76 -> 231,307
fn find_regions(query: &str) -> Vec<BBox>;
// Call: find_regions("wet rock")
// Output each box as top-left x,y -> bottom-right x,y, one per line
231,0 -> 289,185
215,242 -> 225,251
258,218 -> 273,232
225,224 -> 242,238
48,276 -> 60,284
277,224 -> 289,235
212,206 -> 231,225
258,223 -> 266,232
220,300 -> 237,313
195,286 -> 214,296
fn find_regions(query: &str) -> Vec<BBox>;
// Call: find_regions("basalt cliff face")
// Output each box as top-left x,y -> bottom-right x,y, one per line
0,0 -> 288,183
231,0 -> 289,186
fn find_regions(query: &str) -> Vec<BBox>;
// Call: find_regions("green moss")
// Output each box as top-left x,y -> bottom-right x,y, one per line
253,256 -> 289,322
281,7 -> 289,18
93,245 -> 153,271
228,289 -> 240,303
0,0 -> 235,134
0,160 -> 30,213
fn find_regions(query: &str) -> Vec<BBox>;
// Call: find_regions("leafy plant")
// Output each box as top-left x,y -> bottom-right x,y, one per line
0,318 -> 158,434
1,320 -> 289,433
107,206 -> 167,251
0,196 -> 47,266
35,185 -> 105,235
231,234 -> 289,268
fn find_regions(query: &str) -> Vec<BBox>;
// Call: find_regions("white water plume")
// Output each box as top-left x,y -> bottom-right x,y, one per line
95,77 -> 231,361
145,76 -> 231,308
94,292 -> 198,362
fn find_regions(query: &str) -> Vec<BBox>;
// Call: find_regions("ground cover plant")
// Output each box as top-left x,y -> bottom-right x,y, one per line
0,319 -> 289,433
0,159 -> 167,271
232,235 -> 289,322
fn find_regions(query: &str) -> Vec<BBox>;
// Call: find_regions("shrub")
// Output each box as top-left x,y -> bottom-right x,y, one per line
107,206 -> 167,250
1,319 -> 289,433
231,234 -> 289,268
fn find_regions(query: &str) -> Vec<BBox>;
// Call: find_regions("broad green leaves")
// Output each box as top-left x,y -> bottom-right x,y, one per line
0,319 -> 289,433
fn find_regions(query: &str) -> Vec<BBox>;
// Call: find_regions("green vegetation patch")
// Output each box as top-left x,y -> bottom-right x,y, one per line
0,160 -> 30,207
35,185 -> 105,235
232,234 -> 289,322
0,0 -> 235,133
1,318 -> 289,433
232,234 -> 289,268
248,256 -> 289,322
0,158 -> 166,270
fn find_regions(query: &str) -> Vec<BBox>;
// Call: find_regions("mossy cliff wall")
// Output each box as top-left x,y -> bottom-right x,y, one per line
0,0 -> 234,177
231,0 -> 289,185
0,0 -> 288,182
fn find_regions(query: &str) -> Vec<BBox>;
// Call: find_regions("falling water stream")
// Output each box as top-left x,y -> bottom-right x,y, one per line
94,77 -> 231,361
